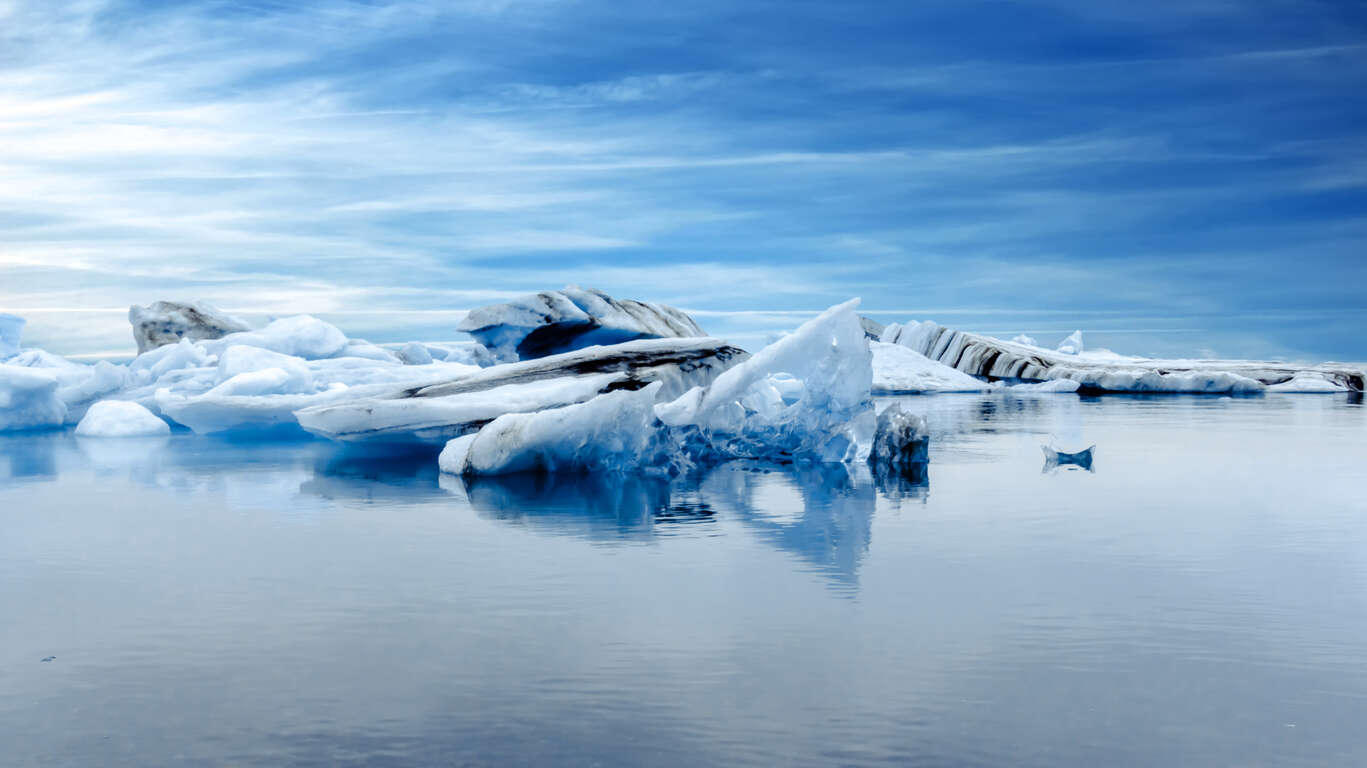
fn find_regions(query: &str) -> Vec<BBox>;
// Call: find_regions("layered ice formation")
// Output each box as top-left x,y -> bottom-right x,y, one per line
442,299 -> 876,475
458,285 -> 705,361
129,301 -> 251,354
75,400 -> 170,437
880,321 -> 1365,394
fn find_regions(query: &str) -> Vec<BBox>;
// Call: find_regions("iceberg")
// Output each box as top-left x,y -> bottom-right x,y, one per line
867,404 -> 929,476
1056,330 -> 1084,355
129,301 -> 251,354
652,298 -> 874,464
439,383 -> 667,476
75,400 -> 171,437
201,314 -> 350,360
0,313 -> 23,360
458,286 -> 705,361
298,337 -> 746,444
880,320 -> 1364,394
870,341 -> 989,394
441,299 -> 876,475
0,365 -> 67,431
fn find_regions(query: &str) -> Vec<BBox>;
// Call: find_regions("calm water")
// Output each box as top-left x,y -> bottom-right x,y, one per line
3,394 -> 1366,767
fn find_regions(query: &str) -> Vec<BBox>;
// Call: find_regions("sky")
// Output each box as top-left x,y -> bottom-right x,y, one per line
1,0 -> 1365,360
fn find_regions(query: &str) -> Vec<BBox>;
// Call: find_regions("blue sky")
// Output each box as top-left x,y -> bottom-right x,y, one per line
2,0 -> 1365,360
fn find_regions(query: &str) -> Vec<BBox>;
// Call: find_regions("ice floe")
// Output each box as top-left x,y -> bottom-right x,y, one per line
870,341 -> 989,394
75,400 -> 170,438
458,285 -> 705,361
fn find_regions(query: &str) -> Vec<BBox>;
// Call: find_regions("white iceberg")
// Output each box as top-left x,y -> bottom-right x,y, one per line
75,400 -> 171,437
653,298 -> 873,464
0,365 -> 67,431
442,299 -> 876,475
439,383 -> 666,476
201,314 -> 349,360
1002,378 -> 1082,393
458,286 -> 705,361
1056,330 -> 1084,355
870,341 -> 989,394
1011,334 -> 1037,347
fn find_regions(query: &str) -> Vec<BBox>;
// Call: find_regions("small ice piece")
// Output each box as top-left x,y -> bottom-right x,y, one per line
0,364 -> 67,431
1010,334 -> 1038,347
440,383 -> 666,476
129,301 -> 251,354
338,340 -> 398,362
129,338 -> 215,381
201,315 -> 348,360
1006,378 -> 1082,393
1056,330 -> 1084,355
1043,444 -> 1094,471
75,400 -> 171,437
870,341 -> 989,394
397,342 -> 434,365
459,285 -> 705,361
867,404 -> 929,475
216,346 -> 314,394
859,315 -> 886,341
655,298 -> 873,464
0,313 -> 24,359
1266,372 -> 1349,393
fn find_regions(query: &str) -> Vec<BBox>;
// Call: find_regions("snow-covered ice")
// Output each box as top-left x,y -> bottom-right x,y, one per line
458,286 -> 705,361
870,341 -> 990,394
75,400 -> 170,437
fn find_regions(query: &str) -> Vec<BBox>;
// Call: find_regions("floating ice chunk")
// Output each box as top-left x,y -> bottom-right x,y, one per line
441,383 -> 666,476
867,404 -> 929,475
870,341 -> 989,394
1004,378 -> 1081,393
1047,366 -> 1264,394
75,400 -> 170,437
655,299 -> 873,464
0,313 -> 23,360
1266,372 -> 1349,393
397,342 -> 433,365
1056,330 -> 1084,355
1010,334 -> 1038,347
459,286 -> 705,361
859,316 -> 886,341
202,315 -> 348,360
0,364 -> 67,431
5,348 -> 131,416
1043,444 -> 1094,471
338,340 -> 398,362
129,301 -> 251,353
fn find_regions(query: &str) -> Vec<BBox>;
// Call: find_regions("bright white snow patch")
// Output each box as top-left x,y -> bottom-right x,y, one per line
1010,334 -> 1038,347
870,341 -> 989,394
75,400 -> 170,437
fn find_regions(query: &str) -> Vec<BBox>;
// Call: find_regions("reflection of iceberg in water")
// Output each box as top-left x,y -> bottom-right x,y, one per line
0,431 -> 60,481
697,463 -> 876,589
458,472 -> 691,542
453,462 -> 879,589
301,444 -> 450,503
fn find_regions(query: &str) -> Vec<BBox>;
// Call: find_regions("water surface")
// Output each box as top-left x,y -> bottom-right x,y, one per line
3,394 -> 1366,766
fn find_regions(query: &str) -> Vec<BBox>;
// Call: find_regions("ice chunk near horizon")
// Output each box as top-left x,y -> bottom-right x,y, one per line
0,365 -> 67,431
439,383 -> 667,476
655,299 -> 874,464
1056,330 -> 1084,355
880,318 -> 1363,394
397,342 -> 433,365
870,341 -> 990,394
1011,334 -> 1038,347
1001,378 -> 1082,393
75,400 -> 170,438
1266,371 -> 1351,393
459,286 -> 705,362
0,314 -> 23,360
129,301 -> 251,354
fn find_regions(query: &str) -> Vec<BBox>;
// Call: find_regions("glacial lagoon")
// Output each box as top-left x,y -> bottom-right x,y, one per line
3,393 -> 1366,766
